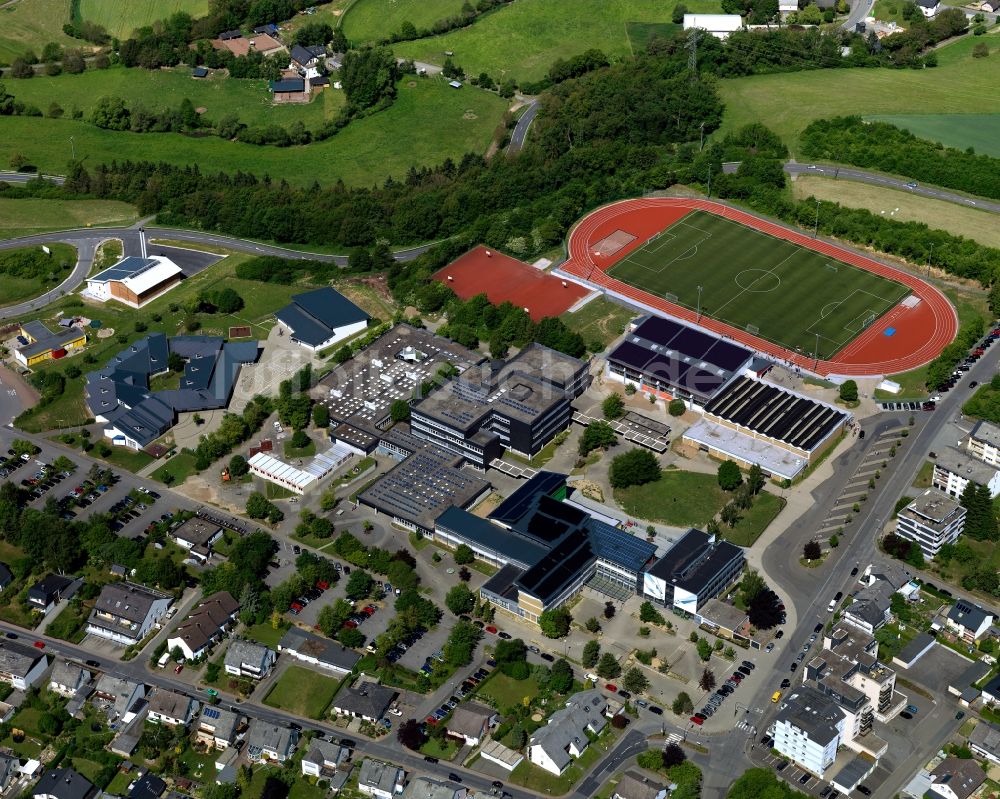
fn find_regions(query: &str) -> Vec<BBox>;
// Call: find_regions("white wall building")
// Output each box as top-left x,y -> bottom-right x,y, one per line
772,687 -> 846,778
682,13 -> 744,39
895,489 -> 966,559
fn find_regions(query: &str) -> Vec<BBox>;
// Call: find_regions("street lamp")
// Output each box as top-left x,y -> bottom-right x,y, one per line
813,198 -> 821,238
69,136 -> 75,160
697,285 -> 703,321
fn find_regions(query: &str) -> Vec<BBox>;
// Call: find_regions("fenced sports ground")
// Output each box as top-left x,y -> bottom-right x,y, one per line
559,198 -> 957,377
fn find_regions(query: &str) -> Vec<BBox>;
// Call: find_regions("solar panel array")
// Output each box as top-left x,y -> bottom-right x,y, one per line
489,471 -> 568,526
203,707 -> 221,719
704,376 -> 848,452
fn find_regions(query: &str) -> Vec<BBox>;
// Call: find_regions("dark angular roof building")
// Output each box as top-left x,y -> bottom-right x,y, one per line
275,287 -> 370,352
86,333 -> 259,450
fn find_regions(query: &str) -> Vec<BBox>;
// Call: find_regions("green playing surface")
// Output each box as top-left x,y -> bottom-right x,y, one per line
606,210 -> 910,360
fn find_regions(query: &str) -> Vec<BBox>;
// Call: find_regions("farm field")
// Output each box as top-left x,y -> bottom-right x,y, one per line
342,0 -> 467,43
865,113 -> 1000,158
606,210 -> 909,359
8,67 -> 340,128
0,198 -> 137,239
0,0 -> 78,64
791,176 -> 1000,249
715,34 -> 1000,152
392,0 -> 717,82
0,76 -> 509,187
78,0 -> 209,40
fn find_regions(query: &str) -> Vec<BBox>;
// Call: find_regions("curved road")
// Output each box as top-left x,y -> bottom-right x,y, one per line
508,98 -> 539,153
0,223 -> 440,320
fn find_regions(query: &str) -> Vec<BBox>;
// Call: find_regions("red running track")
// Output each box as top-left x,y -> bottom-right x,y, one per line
561,198 -> 958,378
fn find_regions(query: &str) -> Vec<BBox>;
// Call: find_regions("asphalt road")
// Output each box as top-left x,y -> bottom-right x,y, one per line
0,171 -> 65,185
508,99 -> 539,153
842,0 -> 876,30
721,160 -> 1000,214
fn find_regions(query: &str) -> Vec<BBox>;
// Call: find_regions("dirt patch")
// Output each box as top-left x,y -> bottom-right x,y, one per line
463,110 -> 478,120
407,81 -> 417,88
195,106 -> 207,114
96,327 -> 115,338
470,493 -> 502,518
575,480 -> 604,503
173,475 -> 245,514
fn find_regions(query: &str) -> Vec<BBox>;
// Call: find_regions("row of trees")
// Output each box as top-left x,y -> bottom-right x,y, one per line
381,0 -> 515,45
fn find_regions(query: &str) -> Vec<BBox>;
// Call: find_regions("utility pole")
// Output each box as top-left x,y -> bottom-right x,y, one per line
927,243 -> 934,278
814,332 -> 820,371
706,170 -> 712,198
814,198 -> 821,238
69,136 -> 75,161
700,121 -> 705,151
697,285 -> 703,321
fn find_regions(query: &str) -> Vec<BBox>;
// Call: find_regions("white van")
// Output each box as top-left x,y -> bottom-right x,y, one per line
827,599 -> 837,612
157,652 -> 171,668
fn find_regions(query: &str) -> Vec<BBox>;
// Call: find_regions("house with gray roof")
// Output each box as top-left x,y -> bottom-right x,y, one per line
246,719 -> 298,762
33,768 -> 97,799
196,706 -> 241,750
357,759 -> 405,799
94,675 -> 145,719
87,581 -> 172,645
929,757 -> 985,799
842,581 -> 894,635
301,740 -> 348,778
275,287 -> 370,352
224,640 -> 275,680
401,777 -> 465,799
277,627 -> 360,675
613,772 -> 667,799
946,599 -> 994,643
446,702 -> 497,746
0,640 -> 47,690
332,681 -> 396,722
87,334 -> 259,450
968,720 -> 1000,765
167,591 -> 240,660
528,689 -> 609,775
0,752 -> 19,793
49,661 -> 91,697
146,689 -> 198,727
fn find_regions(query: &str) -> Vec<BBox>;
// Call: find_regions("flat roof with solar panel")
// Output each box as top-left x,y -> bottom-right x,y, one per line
607,314 -> 755,404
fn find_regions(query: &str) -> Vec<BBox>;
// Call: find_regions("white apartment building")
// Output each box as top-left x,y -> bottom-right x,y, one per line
969,420 -> 1000,466
772,686 -> 846,778
932,446 -> 1000,499
896,489 -> 967,559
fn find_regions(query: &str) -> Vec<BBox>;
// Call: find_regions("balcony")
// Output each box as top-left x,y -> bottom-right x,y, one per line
874,690 -> 908,723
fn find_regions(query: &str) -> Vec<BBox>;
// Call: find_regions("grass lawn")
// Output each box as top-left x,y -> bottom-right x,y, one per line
913,460 -> 934,488
0,198 -> 137,240
151,451 -> 199,486
264,482 -> 296,500
507,728 -> 619,793
263,665 -> 340,719
722,490 -> 786,547
105,772 -> 133,796
288,779 -> 329,799
867,112 -> 1000,159
561,297 -> 637,351
625,21 -> 682,52
93,445 -> 154,473
10,66 -> 337,130
45,599 -> 91,643
615,470 -> 726,527
0,76 -> 509,187
476,672 -> 539,710
149,371 -> 181,392
15,376 -> 92,433
392,0 -> 719,82
606,210 -> 909,360
70,758 -> 109,782
419,736 -> 459,760
284,437 -> 317,459
0,0 -> 79,65
245,621 -> 290,648
0,242 -> 76,308
342,0 -> 467,43
791,175 -> 1000,250
874,364 -> 930,401
177,744 -> 220,780
715,32 -> 1000,153
79,0 -> 209,40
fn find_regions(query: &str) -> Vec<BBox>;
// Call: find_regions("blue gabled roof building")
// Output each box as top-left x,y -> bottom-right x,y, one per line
86,333 -> 259,450
275,287 -> 370,352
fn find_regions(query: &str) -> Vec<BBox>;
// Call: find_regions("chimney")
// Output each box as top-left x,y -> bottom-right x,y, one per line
140,228 -> 148,260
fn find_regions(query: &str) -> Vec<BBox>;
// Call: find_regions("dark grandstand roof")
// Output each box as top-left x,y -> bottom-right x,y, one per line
490,471 -> 567,526
607,315 -> 753,402
275,287 -> 369,346
646,528 -> 743,594
703,376 -> 848,451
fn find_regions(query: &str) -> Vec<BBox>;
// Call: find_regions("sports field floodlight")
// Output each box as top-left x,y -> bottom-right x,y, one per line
697,285 -> 703,320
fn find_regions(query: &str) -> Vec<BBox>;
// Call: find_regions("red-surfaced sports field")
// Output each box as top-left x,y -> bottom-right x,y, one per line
558,198 -> 957,377
433,245 -> 589,322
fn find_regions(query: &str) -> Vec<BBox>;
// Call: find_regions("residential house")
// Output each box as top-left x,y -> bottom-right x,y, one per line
33,769 -> 97,799
86,582 -> 172,645
968,720 -> 1000,765
289,44 -> 325,73
245,720 -> 298,762
682,13 -> 743,38
49,662 -> 91,697
946,599 -> 994,644
224,640 -> 276,680
528,690 -> 609,776
277,627 -> 360,675
613,772 -> 668,799
772,686 -> 846,779
146,689 -> 198,727
929,758 -> 986,799
167,591 -> 240,660
301,740 -> 348,778
968,420 -> 1000,466
171,518 -> 224,561
196,706 -> 241,750
269,76 -> 309,103
446,703 -> 497,747
0,563 -> 12,591
93,675 -> 145,720
128,772 -> 166,799
357,759 -> 405,799
275,287 -> 370,352
401,777 -> 465,799
27,574 -> 77,615
0,640 -> 47,690
842,581 -> 894,635
332,682 -> 396,722
916,0 -> 940,16
0,752 -> 19,793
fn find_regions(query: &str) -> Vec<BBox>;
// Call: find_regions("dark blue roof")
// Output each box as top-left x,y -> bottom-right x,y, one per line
290,44 -> 318,66
192,67 -> 209,78
489,471 -> 567,526
90,256 -> 159,284
275,287 -> 369,346
270,78 -> 305,93
436,507 -> 547,568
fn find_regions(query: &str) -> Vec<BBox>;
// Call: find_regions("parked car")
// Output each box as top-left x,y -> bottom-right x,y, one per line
906,704 -> 918,714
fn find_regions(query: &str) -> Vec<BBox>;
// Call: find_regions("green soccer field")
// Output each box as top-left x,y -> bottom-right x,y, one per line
606,210 -> 910,360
